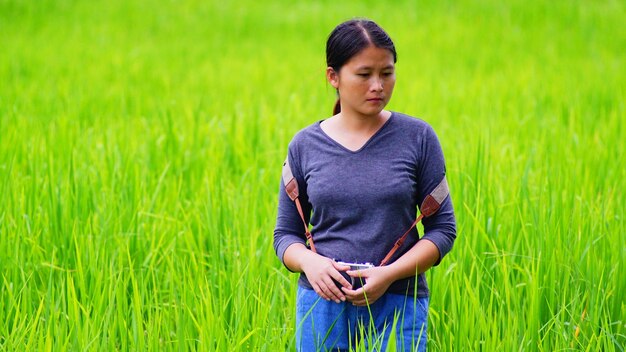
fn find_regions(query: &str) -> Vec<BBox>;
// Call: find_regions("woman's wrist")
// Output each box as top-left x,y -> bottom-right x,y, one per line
380,262 -> 403,283
283,243 -> 317,273
382,239 -> 440,281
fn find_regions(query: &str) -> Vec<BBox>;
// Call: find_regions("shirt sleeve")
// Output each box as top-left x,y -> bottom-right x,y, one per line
416,125 -> 457,266
273,142 -> 312,271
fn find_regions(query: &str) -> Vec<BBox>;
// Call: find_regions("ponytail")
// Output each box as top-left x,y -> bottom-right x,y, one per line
333,98 -> 341,115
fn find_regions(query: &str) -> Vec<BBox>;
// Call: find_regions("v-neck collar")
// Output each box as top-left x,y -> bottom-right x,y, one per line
316,112 -> 395,154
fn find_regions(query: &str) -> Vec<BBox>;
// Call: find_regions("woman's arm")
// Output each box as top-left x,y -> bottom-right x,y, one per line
384,238 -> 440,281
275,145 -> 352,303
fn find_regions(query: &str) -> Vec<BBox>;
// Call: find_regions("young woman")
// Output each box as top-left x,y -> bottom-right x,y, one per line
274,19 -> 456,351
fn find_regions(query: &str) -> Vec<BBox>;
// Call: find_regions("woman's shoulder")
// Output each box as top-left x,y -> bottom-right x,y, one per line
389,112 -> 445,152
391,111 -> 433,131
287,119 -> 324,151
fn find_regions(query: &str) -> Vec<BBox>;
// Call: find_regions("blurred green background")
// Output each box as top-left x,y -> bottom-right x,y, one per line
1,0 -> 624,350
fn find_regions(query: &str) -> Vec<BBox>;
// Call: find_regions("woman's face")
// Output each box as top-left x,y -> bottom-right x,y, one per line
327,45 -> 396,118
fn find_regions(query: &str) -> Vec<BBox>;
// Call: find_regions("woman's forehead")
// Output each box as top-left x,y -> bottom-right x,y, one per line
346,46 -> 395,69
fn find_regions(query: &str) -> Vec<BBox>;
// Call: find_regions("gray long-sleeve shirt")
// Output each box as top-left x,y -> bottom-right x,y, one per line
273,112 -> 456,297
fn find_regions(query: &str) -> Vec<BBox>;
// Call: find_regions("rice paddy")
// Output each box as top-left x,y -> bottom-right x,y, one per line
1,0 -> 624,350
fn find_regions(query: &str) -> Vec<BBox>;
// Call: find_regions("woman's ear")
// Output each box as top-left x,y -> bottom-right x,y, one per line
326,67 -> 339,89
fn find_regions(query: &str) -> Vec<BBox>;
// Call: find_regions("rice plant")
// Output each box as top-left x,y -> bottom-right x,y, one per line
1,0 -> 624,350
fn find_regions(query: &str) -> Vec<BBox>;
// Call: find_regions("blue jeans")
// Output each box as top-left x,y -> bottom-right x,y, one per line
295,286 -> 428,352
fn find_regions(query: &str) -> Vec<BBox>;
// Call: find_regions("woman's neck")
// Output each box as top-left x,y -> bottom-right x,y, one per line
332,110 -> 391,133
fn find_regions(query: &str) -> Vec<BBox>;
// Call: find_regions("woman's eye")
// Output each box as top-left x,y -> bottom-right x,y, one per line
383,72 -> 394,77
357,73 -> 369,77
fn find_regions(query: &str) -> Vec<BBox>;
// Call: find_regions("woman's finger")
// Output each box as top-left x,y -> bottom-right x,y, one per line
349,291 -> 376,306
346,269 -> 370,278
318,279 -> 341,302
349,293 -> 369,306
320,277 -> 345,303
351,298 -> 377,306
341,286 -> 365,301
329,269 -> 352,289
311,283 -> 329,301
332,261 -> 351,272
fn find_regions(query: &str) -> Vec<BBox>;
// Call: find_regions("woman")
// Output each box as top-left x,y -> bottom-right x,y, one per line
274,18 -> 456,351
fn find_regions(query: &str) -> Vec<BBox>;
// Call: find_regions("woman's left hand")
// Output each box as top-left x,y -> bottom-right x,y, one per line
341,266 -> 395,306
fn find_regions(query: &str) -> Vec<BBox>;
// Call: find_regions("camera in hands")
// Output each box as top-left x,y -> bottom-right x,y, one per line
335,261 -> 374,289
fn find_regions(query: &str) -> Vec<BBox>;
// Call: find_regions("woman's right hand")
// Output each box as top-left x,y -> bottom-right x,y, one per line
301,254 -> 352,303
283,244 -> 352,303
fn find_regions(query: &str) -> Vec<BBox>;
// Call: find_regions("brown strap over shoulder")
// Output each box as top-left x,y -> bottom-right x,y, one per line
379,177 -> 449,266
282,157 -> 316,252
282,157 -> 299,201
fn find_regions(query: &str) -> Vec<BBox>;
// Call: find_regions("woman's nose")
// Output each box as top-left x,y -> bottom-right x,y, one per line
370,77 -> 384,91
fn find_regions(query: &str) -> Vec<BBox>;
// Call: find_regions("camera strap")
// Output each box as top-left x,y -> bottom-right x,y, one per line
282,157 -> 316,252
379,176 -> 449,266
282,157 -> 449,265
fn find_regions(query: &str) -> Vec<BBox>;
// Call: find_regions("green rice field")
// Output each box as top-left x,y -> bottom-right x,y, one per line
1,0 -> 624,350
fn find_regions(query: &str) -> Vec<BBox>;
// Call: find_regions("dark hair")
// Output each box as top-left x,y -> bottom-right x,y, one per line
326,19 -> 397,115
